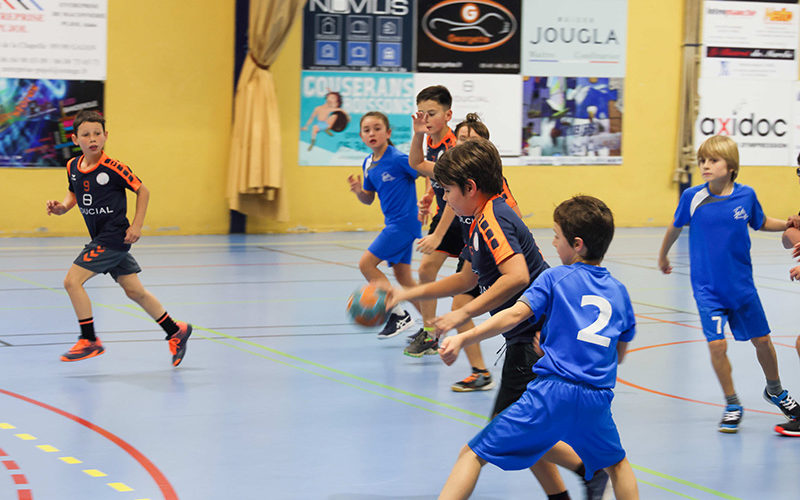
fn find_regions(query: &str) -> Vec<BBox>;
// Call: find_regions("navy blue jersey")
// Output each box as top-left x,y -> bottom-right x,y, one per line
458,177 -> 518,243
362,145 -> 421,235
461,196 -> 549,344
67,152 -> 142,251
426,129 -> 457,217
520,263 -> 636,388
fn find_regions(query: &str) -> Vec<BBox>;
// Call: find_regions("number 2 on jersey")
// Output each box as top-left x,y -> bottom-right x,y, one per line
577,295 -> 612,347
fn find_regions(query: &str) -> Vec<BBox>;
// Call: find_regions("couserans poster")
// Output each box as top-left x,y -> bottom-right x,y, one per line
299,71 -> 415,166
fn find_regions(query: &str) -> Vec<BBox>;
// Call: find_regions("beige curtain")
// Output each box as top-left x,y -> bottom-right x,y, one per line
227,0 -> 306,220
674,0 -> 702,184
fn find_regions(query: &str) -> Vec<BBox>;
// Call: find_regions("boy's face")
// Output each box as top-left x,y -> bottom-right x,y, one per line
553,222 -> 578,266
416,99 -> 452,137
72,121 -> 107,155
441,182 -> 473,217
360,116 -> 391,151
698,156 -> 730,184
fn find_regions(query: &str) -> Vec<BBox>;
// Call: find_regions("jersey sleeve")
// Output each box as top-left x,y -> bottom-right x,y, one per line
518,270 -> 554,322
66,159 -> 75,193
104,157 -> 141,192
749,189 -> 766,230
500,178 -> 518,209
397,153 -> 418,179
476,209 -> 520,266
672,189 -> 692,227
361,157 -> 376,192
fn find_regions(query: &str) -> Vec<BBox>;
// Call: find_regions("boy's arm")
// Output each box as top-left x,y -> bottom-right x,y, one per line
617,341 -> 629,363
657,225 -> 682,274
439,300 -> 534,366
348,174 -> 375,205
417,203 -> 457,254
125,184 -> 149,244
760,216 -> 790,232
387,264 -> 478,307
46,192 -> 77,215
408,112 -> 436,177
433,253 -> 530,334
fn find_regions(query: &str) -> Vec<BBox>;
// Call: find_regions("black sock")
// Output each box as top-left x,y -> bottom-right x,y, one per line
157,312 -> 179,338
548,492 -> 570,500
79,317 -> 96,341
575,463 -> 586,479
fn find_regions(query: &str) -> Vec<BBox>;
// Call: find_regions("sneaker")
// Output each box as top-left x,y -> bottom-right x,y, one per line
377,311 -> 413,339
583,468 -> 613,500
404,332 -> 439,357
775,419 -> 800,437
60,338 -> 105,362
718,404 -> 743,433
451,368 -> 495,392
406,327 -> 425,343
168,322 -> 193,367
763,389 -> 800,420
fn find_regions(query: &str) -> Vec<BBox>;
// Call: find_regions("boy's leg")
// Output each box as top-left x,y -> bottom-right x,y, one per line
606,458 -> 639,500
707,339 -> 736,396
391,262 -> 421,313
751,334 -> 779,381
439,445 -> 486,500
417,251 -> 448,326
61,264 -> 105,361
752,335 -> 800,419
366,229 -> 416,339
358,251 -> 390,287
529,460 -> 567,497
450,293 -> 495,391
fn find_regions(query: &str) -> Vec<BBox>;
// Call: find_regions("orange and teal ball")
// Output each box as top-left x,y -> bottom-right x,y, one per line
346,284 -> 389,327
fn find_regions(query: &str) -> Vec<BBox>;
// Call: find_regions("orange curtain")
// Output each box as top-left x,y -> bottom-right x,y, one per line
227,0 -> 306,220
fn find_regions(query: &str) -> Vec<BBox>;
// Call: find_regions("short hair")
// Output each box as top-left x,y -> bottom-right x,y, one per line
359,111 -> 394,146
73,110 -> 105,133
454,113 -> 490,140
326,91 -> 343,107
697,135 -> 739,181
553,195 -> 615,261
434,137 -> 502,195
416,85 -> 452,109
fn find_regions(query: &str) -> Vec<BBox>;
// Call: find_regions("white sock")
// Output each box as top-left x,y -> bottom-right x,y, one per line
392,306 -> 405,316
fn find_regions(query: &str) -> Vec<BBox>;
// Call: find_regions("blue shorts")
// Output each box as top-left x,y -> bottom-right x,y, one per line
469,376 -> 626,480
368,225 -> 417,266
697,295 -> 770,342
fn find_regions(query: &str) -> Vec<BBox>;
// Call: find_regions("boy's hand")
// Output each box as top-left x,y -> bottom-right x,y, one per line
416,234 -> 442,254
412,111 -> 428,135
124,225 -> 142,244
794,242 -> 800,260
433,309 -> 471,336
790,265 -> 800,281
46,200 -> 67,215
787,215 -> 800,229
347,174 -> 362,194
438,334 -> 462,366
658,255 -> 672,274
384,286 -> 407,311
418,192 -> 433,224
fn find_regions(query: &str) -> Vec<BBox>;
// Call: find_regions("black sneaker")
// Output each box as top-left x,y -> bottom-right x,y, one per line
168,321 -> 193,367
377,311 -> 413,339
763,389 -> 800,420
775,419 -> 800,437
404,332 -> 438,357
583,468 -> 612,500
719,404 -> 743,433
406,327 -> 425,343
451,368 -> 494,392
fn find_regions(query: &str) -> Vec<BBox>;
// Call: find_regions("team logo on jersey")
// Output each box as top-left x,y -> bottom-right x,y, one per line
732,206 -> 748,220
381,172 -> 396,182
96,172 -> 110,185
472,230 -> 480,250
70,174 -> 77,182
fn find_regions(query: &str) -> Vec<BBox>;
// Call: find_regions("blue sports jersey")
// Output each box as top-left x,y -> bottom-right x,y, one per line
426,129 -> 457,217
462,196 -> 549,344
519,263 -> 636,388
67,152 -> 142,251
672,183 -> 765,308
362,145 -> 421,236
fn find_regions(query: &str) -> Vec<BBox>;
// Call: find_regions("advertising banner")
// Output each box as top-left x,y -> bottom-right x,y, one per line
0,78 -> 104,167
416,0 -> 521,74
299,71 -> 415,165
701,1 -> 798,80
696,78 -> 792,166
521,0 -> 627,78
302,0 -> 414,72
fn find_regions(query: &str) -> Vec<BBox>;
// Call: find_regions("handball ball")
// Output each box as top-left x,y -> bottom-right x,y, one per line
347,284 -> 389,327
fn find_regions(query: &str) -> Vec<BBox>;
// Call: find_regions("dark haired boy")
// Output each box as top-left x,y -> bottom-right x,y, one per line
45,110 -> 192,366
437,195 -> 639,500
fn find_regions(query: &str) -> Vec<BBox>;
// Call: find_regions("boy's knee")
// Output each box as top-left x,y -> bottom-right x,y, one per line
750,335 -> 772,349
122,284 -> 146,302
63,275 -> 80,292
708,339 -> 727,355
418,262 -> 438,282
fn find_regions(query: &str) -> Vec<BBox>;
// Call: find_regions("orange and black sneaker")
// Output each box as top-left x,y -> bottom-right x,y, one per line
451,368 -> 494,392
60,338 -> 105,362
168,322 -> 193,367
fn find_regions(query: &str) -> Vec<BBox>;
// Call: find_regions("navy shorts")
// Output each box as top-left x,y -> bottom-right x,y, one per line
368,224 -> 417,266
492,342 -> 540,417
428,211 -> 465,257
74,243 -> 141,281
470,376 -> 626,481
696,294 -> 770,342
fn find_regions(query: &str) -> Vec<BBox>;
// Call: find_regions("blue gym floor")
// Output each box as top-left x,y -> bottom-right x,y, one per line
0,228 -> 798,499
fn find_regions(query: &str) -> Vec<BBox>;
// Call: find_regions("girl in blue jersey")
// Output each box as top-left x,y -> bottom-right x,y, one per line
658,135 -> 800,433
348,112 -> 422,338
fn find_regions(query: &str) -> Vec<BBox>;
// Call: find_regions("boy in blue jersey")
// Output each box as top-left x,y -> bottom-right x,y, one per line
437,195 -> 639,500
658,135 -> 800,433
389,139 -> 611,500
45,110 -> 192,366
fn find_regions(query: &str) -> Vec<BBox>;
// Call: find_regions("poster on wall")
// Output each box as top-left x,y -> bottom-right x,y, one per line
0,1 -> 107,80
521,0 -> 627,78
416,0 -> 521,74
520,76 -> 623,165
695,78 -> 792,166
299,71 -> 415,165
301,0 -> 414,72
701,1 -> 799,80
413,73 -> 522,156
0,79 -> 104,167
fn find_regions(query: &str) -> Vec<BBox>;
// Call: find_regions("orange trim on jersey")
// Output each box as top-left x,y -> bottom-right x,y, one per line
103,156 -> 142,191
76,152 -> 108,174
500,178 -> 518,209
473,195 -> 515,265
426,129 -> 457,151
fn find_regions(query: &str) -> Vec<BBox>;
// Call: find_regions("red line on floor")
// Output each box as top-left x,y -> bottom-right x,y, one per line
3,460 -> 19,470
0,388 -> 177,500
18,489 -> 31,500
11,474 -> 26,485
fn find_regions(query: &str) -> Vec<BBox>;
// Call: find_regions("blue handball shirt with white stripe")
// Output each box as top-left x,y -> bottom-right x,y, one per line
519,263 -> 636,388
672,183 -> 765,309
362,145 -> 421,236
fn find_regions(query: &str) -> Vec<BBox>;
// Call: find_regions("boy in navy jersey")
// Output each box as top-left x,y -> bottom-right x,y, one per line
45,110 -> 192,366
389,139 -> 610,500
658,135 -> 800,433
437,195 -> 639,500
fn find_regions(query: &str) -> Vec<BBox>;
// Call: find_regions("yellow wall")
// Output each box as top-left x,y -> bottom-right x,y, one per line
1,1 -> 797,238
